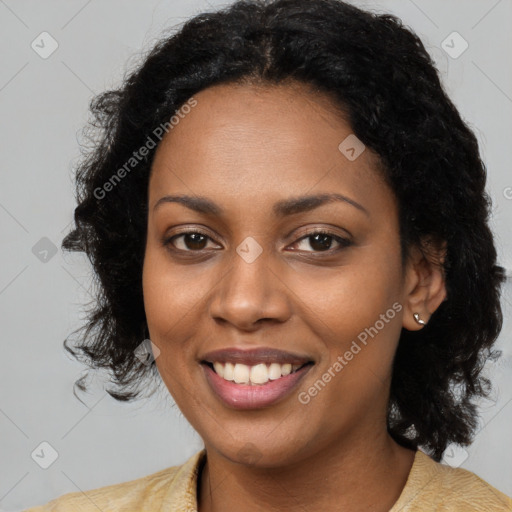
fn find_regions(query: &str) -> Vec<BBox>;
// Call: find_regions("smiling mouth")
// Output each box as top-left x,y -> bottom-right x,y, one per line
201,361 -> 314,386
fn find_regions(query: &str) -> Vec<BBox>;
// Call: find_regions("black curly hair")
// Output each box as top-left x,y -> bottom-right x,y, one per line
62,0 -> 506,462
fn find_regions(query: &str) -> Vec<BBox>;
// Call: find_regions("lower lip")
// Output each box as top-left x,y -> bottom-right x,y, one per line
202,363 -> 313,410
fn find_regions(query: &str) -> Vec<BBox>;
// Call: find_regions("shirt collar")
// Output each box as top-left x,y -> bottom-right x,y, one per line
162,448 -> 436,511
162,448 -> 206,512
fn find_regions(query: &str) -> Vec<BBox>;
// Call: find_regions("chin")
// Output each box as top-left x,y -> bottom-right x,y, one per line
206,435 -> 309,469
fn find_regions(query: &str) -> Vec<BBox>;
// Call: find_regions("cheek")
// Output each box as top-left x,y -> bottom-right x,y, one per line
302,256 -> 401,333
297,245 -> 404,380
143,246 -> 205,332
142,244 -> 222,379
142,246 -> 191,365
142,248 -> 200,400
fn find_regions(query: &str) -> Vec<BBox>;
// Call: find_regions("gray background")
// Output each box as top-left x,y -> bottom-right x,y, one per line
0,0 -> 511,510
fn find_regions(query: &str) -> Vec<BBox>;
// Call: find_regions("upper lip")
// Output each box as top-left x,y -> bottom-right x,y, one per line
200,347 -> 314,366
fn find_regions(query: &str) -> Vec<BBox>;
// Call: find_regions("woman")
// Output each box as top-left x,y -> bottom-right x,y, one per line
26,0 -> 512,510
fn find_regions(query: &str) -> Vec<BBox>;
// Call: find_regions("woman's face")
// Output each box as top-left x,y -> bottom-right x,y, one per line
143,82 -> 421,466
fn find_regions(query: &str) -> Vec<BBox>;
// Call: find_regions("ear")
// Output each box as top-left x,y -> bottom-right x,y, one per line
402,237 -> 447,331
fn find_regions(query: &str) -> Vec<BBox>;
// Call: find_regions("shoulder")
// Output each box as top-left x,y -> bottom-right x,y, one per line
23,449 -> 204,512
23,466 -> 182,511
391,450 -> 512,512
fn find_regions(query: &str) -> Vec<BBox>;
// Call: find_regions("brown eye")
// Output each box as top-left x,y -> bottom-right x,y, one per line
307,233 -> 335,251
165,231 -> 218,251
181,233 -> 208,250
291,230 -> 352,253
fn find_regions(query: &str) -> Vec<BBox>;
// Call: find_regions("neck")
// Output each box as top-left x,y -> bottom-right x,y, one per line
198,426 -> 416,512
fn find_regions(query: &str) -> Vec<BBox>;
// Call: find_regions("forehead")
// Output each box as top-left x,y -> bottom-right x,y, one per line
149,81 -> 389,213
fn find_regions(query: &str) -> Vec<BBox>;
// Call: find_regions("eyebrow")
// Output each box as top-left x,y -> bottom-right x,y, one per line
153,192 -> 369,217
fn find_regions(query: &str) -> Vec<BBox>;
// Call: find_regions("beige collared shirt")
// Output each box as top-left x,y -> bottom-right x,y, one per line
24,448 -> 512,511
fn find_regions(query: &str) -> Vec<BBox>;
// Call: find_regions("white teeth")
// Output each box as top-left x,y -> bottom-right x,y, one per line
210,361 -> 304,385
268,363 -> 282,380
213,362 -> 224,378
250,363 -> 269,384
233,363 -> 250,384
223,362 -> 235,381
281,363 -> 292,376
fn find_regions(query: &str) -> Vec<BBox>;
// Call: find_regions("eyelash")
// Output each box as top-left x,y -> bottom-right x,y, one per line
163,228 -> 352,255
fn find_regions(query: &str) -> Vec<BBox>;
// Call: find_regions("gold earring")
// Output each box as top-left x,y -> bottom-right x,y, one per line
413,312 -> 426,326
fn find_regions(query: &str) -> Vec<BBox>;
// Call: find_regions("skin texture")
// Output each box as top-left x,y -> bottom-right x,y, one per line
142,81 -> 447,512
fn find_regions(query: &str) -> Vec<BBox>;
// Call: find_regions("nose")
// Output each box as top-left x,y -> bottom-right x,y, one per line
208,246 -> 292,331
